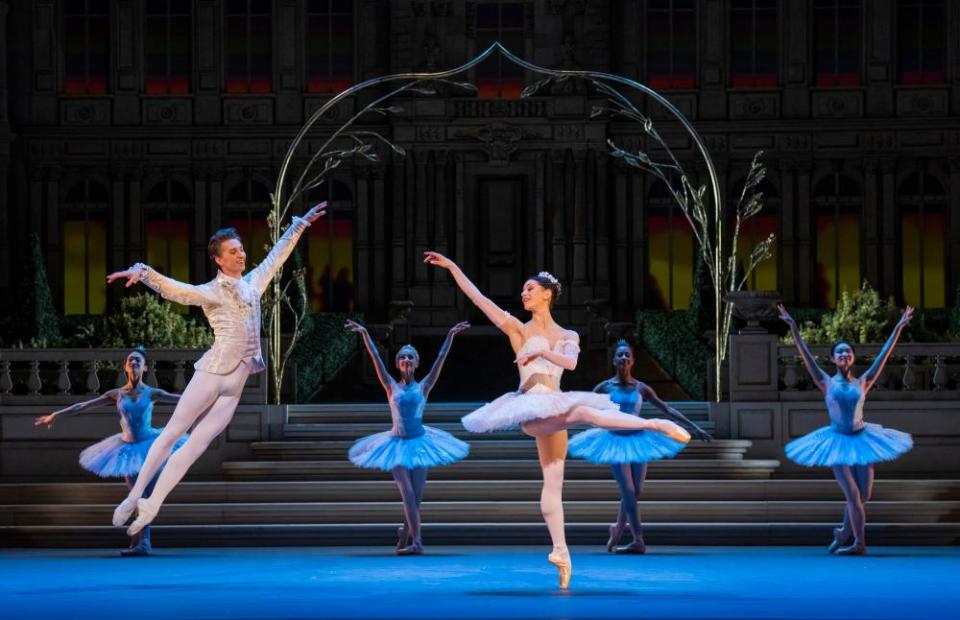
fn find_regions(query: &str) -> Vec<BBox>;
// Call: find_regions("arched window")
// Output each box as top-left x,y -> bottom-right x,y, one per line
145,178 -> 192,311
144,0 -> 192,94
63,179 -> 110,315
813,173 -> 862,308
63,0 -> 109,94
730,0 -> 778,88
899,172 -> 947,308
306,0 -> 354,93
813,0 -> 861,86
647,0 -> 696,89
225,0 -> 272,93
646,180 -> 694,309
225,177 -> 271,266
306,180 -> 354,312
472,1 -> 527,98
898,0 -> 946,85
730,178 -> 779,291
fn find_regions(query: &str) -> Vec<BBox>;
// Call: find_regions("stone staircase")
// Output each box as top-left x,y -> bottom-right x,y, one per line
2,402 -> 959,548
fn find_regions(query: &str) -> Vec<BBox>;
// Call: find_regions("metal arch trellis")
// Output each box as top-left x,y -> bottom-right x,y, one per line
267,42 -> 753,404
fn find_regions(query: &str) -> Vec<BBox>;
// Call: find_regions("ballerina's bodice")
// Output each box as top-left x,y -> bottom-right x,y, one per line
516,335 -> 580,394
606,381 -> 643,414
116,390 -> 156,443
389,384 -> 427,438
825,377 -> 866,434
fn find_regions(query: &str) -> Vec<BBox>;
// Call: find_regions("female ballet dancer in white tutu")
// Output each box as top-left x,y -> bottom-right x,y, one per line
424,251 -> 689,588
344,319 -> 471,555
34,347 -> 187,555
569,339 -> 711,553
779,304 -> 915,555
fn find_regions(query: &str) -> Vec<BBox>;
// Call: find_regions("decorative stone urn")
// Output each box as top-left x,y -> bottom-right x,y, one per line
723,291 -> 781,334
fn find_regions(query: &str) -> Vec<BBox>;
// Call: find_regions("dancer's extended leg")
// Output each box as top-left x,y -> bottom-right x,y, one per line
521,406 -> 689,442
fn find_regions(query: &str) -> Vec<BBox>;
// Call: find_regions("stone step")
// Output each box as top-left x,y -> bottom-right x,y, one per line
285,401 -> 712,424
282,421 -> 717,440
5,522 -> 957,548
5,479 -> 958,505
5,501 -> 958,526
251,439 -> 750,461
220,459 -> 782,481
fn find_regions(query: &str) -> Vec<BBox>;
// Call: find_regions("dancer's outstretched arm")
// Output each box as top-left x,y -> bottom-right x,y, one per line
344,319 -> 395,394
862,306 -> 913,393
33,390 -> 118,429
107,265 -> 219,307
639,383 -> 712,441
247,202 -> 327,294
424,251 -> 524,344
421,321 -> 470,397
778,304 -> 830,393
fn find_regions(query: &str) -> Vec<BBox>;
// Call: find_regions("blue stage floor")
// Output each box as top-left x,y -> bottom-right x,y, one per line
1,546 -> 957,619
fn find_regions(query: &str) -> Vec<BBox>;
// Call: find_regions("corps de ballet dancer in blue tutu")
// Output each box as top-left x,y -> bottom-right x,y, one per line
33,347 -> 186,556
779,304 -> 914,555
344,319 -> 471,555
425,250 -> 689,588
569,339 -> 712,554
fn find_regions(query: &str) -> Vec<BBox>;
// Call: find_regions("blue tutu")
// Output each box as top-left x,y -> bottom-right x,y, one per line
569,428 -> 686,464
349,426 -> 470,471
79,430 -> 188,478
785,423 -> 913,467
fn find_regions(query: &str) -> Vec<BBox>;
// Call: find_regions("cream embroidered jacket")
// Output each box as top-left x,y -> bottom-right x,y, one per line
130,216 -> 311,375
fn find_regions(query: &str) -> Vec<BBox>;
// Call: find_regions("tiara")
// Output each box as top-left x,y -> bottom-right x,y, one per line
537,271 -> 561,293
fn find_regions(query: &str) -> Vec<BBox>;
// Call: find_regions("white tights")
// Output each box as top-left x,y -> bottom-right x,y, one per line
127,362 -> 251,509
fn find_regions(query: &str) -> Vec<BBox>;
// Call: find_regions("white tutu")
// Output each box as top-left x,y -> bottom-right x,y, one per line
462,387 -> 621,433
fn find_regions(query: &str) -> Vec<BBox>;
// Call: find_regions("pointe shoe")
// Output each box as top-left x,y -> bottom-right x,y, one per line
827,528 -> 850,554
548,549 -> 572,590
605,523 -> 623,553
112,497 -> 138,527
396,526 -> 407,550
650,419 -> 691,443
127,498 -> 159,537
614,539 -> 646,554
396,540 -> 423,556
836,542 -> 867,556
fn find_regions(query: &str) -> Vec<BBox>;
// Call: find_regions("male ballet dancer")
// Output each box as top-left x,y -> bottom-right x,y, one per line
106,202 -> 327,535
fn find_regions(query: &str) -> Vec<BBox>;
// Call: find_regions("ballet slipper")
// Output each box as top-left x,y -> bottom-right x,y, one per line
127,498 -> 159,537
396,540 -> 423,556
120,526 -> 152,557
605,523 -> 623,552
827,527 -> 850,554
396,525 -> 407,550
112,497 -> 138,527
836,542 -> 867,556
614,539 -> 646,554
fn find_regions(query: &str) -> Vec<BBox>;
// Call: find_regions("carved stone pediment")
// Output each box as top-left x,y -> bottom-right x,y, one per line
454,122 -> 540,164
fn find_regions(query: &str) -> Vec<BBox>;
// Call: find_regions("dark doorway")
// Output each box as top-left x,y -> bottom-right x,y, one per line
477,176 -> 528,307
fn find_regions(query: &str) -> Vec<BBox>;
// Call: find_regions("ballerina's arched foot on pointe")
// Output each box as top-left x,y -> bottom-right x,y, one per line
424,250 -> 690,588
568,339 -> 712,554
779,304 -> 915,556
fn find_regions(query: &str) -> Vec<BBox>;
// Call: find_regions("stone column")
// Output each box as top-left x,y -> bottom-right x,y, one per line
779,160 -> 796,303
865,0 -> 894,117
355,167 -> 371,309
571,148 -> 588,289
782,0 -> 810,118
948,158 -> 960,297
550,150 -> 568,281
195,0 -> 224,124
699,0 -> 727,119
795,161 -> 812,305
113,0 -> 141,124
193,169 -> 209,277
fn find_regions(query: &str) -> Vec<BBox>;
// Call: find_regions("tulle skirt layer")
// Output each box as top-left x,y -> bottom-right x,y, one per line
785,423 -> 913,467
79,430 -> 188,478
569,428 -> 686,464
461,390 -> 620,433
348,426 -> 470,471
